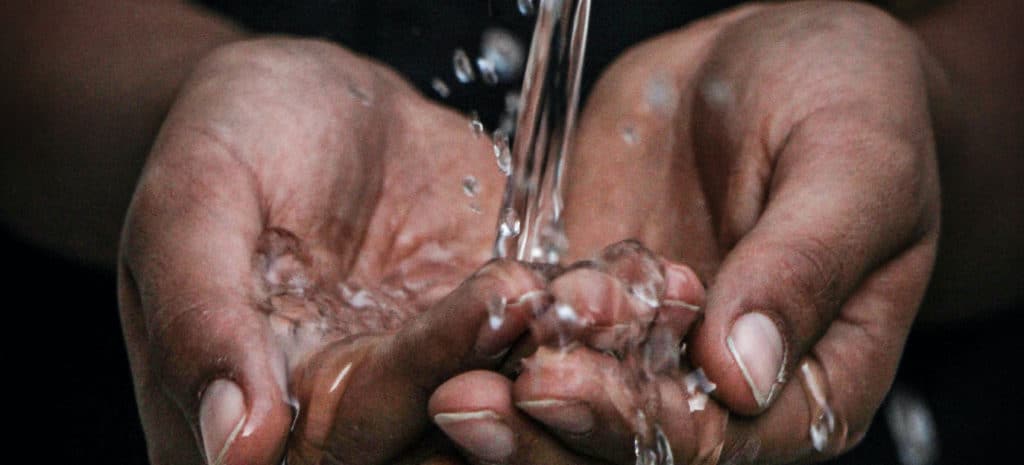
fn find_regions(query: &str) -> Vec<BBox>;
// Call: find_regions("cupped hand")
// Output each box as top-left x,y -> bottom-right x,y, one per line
431,2 -> 944,464
117,37 -> 547,465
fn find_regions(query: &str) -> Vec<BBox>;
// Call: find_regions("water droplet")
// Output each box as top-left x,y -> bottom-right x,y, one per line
480,28 -> 525,83
630,282 -> 660,308
288,396 -> 301,432
499,207 -> 521,237
431,77 -> 450,98
469,118 -> 485,136
700,78 -> 734,108
654,425 -> 675,465
348,289 -> 377,309
684,368 -> 717,395
493,204 -> 520,259
347,83 -> 372,106
599,241 -> 666,313
642,325 -> 679,375
517,0 -> 535,15
622,125 -> 639,145
799,358 -> 849,454
537,221 -> 568,264
687,392 -> 709,412
468,202 -> 483,214
645,75 -> 677,114
497,113 -> 516,135
462,175 -> 480,197
551,301 -> 583,347
683,367 -> 716,411
635,421 -> 675,465
810,408 -> 837,453
504,92 -> 521,113
554,302 -> 577,323
487,295 -> 508,330
453,48 -> 476,83
886,385 -> 939,465
476,57 -> 500,86
493,130 -> 512,176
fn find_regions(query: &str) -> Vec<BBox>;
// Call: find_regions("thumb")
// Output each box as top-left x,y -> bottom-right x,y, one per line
118,128 -> 293,465
690,109 -> 933,415
298,259 -> 548,465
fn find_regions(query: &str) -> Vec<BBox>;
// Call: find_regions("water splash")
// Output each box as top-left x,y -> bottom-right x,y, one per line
462,175 -> 480,197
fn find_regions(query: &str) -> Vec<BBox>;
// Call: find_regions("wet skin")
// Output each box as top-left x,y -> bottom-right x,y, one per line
118,38 -> 548,465
120,1 -> 944,464
432,2 -> 943,464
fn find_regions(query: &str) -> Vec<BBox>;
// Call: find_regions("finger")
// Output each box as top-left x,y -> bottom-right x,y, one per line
719,237 -> 936,463
119,132 -> 293,465
513,346 -> 730,465
514,347 -> 641,465
293,260 -> 550,465
534,242 -> 704,352
430,370 -> 605,465
598,241 -> 706,347
689,105 -> 936,414
656,260 -> 705,344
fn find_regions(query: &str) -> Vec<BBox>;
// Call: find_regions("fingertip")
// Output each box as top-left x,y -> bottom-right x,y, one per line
691,310 -> 786,415
728,312 -> 785,409
199,368 -> 292,465
200,379 -> 246,465
429,371 -> 517,464
475,289 -> 551,358
661,261 -> 705,307
429,370 -> 513,418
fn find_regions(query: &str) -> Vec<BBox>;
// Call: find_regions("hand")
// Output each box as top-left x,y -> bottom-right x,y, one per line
430,241 -> 715,465
431,2 -> 943,463
117,37 -> 548,465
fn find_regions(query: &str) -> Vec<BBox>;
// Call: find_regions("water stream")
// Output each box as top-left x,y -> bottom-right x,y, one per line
493,1 -> 674,464
492,0 -> 587,264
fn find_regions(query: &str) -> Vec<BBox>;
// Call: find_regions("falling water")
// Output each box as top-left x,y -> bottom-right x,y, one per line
492,0 -> 588,264
492,1 -> 675,464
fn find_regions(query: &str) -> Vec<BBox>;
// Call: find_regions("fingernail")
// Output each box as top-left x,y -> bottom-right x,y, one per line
516,399 -> 594,434
727,312 -> 785,409
199,379 -> 247,465
434,410 -> 515,463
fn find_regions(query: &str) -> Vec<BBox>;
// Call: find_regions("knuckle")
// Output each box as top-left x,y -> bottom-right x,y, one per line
473,259 -> 546,297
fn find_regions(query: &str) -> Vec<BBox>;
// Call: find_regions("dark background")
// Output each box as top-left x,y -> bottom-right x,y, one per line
6,0 -> 1019,463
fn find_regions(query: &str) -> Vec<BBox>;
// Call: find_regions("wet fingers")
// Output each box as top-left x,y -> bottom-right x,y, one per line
430,370 -> 605,465
513,346 -> 730,465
